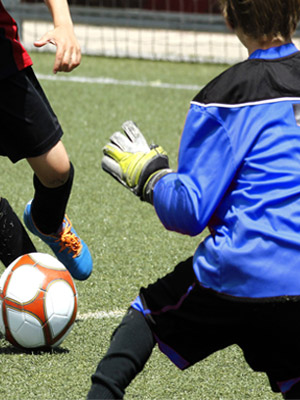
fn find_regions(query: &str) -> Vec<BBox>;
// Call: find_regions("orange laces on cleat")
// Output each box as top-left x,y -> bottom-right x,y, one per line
55,215 -> 83,258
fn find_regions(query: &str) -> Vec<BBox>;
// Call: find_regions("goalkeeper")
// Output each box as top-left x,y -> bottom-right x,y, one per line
88,0 -> 300,398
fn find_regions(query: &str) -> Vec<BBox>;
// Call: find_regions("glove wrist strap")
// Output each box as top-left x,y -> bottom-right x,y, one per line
142,169 -> 173,204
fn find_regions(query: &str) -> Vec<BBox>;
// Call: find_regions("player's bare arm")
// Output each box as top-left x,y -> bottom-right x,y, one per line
34,0 -> 81,74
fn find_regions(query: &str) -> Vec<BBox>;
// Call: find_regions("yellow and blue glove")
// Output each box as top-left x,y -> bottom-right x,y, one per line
101,121 -> 172,203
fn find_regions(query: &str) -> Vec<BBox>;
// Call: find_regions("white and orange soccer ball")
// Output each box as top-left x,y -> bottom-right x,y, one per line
0,252 -> 77,350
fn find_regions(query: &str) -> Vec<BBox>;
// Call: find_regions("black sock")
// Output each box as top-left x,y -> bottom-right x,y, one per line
0,198 -> 36,267
31,162 -> 74,234
87,308 -> 155,400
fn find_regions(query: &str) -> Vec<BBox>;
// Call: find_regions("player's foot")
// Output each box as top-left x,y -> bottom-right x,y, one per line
23,200 -> 93,280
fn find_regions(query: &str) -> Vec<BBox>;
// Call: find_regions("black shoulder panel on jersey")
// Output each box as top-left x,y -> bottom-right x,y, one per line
193,51 -> 300,105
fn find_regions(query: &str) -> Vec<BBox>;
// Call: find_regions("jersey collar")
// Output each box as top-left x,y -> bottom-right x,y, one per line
249,42 -> 299,60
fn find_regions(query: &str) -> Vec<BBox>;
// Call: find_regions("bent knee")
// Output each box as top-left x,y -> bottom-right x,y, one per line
27,141 -> 72,187
42,171 -> 70,187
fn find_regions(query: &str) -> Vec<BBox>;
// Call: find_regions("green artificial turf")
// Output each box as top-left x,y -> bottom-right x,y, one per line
0,52 -> 282,400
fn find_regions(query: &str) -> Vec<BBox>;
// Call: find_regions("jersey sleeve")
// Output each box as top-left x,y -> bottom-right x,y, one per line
152,103 -> 237,236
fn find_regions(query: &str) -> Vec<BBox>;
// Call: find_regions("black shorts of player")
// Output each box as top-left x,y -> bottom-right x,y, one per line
0,66 -> 63,163
137,257 -> 300,394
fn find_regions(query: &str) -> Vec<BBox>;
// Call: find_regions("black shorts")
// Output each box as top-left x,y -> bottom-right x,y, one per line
135,257 -> 300,393
0,67 -> 63,163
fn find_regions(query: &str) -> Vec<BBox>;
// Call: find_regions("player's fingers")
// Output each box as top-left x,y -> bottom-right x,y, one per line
58,47 -> 81,72
122,121 -> 142,142
103,143 -> 126,162
122,121 -> 150,152
52,46 -> 75,73
110,131 -> 132,151
101,155 -> 123,179
52,38 -> 81,73
53,45 -> 65,74
69,45 -> 81,70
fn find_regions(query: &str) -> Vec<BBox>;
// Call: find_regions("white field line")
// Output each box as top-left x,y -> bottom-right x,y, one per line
36,73 -> 203,91
77,310 -> 125,320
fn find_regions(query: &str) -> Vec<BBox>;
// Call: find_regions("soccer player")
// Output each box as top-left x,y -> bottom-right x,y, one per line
88,0 -> 300,398
0,0 -> 92,280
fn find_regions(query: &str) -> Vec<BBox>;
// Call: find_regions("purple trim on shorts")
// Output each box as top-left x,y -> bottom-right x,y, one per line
131,284 -> 196,316
151,283 -> 196,315
277,377 -> 300,393
154,333 -> 190,370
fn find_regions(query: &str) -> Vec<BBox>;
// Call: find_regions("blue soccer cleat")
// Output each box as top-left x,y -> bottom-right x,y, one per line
23,201 -> 93,280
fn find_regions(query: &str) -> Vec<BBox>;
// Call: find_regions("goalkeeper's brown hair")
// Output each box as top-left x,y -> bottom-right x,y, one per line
218,0 -> 300,41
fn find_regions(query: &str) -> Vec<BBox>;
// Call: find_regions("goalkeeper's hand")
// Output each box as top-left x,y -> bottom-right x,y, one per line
101,121 -> 172,203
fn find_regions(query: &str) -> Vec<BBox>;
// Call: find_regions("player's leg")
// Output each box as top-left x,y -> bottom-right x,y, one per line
87,257 -> 232,399
87,308 -> 155,399
280,380 -> 300,399
24,140 -> 93,280
86,257 -> 197,399
239,298 -> 300,400
283,383 -> 300,399
26,140 -> 72,235
0,66 -> 94,280
0,197 -> 36,267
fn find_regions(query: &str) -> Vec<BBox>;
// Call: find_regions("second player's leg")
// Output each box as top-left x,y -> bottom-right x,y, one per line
0,197 -> 36,267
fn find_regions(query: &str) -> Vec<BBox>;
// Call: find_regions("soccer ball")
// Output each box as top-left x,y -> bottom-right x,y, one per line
0,252 -> 77,350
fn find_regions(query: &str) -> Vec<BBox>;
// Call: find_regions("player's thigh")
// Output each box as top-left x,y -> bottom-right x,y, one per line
240,298 -> 300,395
138,258 -> 235,368
0,67 -> 63,163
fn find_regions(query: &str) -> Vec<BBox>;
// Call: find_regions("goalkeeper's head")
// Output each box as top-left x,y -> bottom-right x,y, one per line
218,0 -> 300,43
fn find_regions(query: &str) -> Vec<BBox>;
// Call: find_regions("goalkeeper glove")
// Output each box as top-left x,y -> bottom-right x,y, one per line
101,121 -> 172,203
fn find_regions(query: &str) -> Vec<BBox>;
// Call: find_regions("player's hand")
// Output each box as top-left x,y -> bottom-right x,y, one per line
34,24 -> 81,74
102,121 -> 171,202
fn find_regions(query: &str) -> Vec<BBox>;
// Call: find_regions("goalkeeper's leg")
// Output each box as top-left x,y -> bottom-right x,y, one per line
281,381 -> 300,399
87,308 -> 155,399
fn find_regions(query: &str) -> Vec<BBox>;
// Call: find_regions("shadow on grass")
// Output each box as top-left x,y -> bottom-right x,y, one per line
0,345 -> 70,355
0,333 -> 70,355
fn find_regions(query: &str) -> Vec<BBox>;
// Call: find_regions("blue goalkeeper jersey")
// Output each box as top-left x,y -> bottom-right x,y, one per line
153,42 -> 300,298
